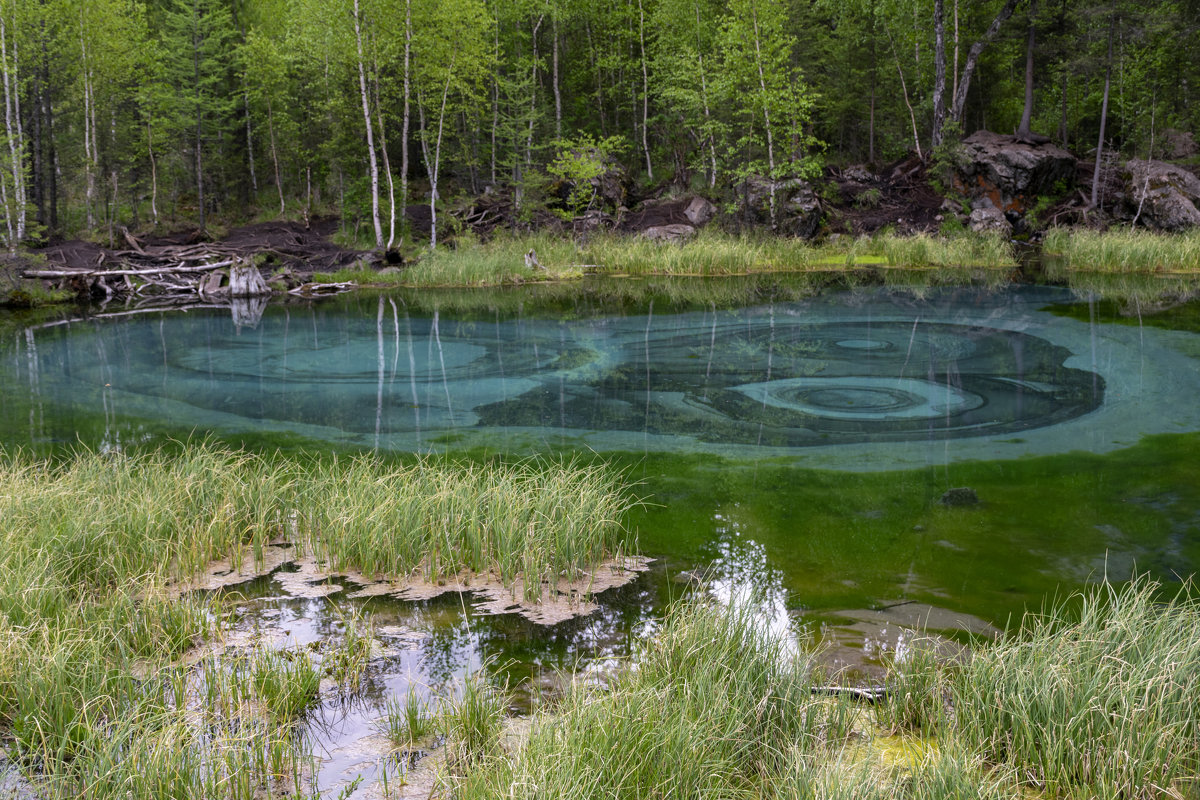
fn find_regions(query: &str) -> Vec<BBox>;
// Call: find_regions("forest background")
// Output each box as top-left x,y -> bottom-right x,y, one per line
0,0 -> 1196,253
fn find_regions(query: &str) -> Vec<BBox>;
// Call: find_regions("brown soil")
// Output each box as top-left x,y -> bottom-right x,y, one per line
824,156 -> 948,237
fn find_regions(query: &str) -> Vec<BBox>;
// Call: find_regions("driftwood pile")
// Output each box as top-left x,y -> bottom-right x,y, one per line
22,226 -> 355,305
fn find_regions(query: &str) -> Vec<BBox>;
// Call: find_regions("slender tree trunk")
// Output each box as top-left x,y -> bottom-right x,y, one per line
191,10 -> 206,232
889,33 -> 923,159
401,0 -> 412,242
266,98 -> 283,214
490,3 -> 498,184
147,119 -> 159,226
1016,0 -> 1037,138
373,70 -> 396,249
1090,13 -> 1115,209
552,12 -> 562,140
694,0 -> 717,187
949,0 -> 1021,126
353,0 -> 383,249
39,7 -> 56,232
80,18 -> 96,229
952,0 -> 960,102
749,0 -> 776,226
0,8 -> 25,243
422,54 -> 457,250
244,88 -> 257,192
637,0 -> 652,180
932,0 -> 947,149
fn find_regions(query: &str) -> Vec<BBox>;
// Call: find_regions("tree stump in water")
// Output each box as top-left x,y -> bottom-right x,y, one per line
229,257 -> 271,297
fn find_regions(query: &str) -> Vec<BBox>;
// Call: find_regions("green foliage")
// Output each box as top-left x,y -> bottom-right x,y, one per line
547,134 -> 626,217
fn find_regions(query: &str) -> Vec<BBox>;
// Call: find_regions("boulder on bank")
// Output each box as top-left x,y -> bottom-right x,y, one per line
1122,159 -> 1200,231
1160,128 -> 1198,161
642,224 -> 697,243
621,194 -> 717,236
956,130 -> 1076,213
736,176 -> 822,238
968,203 -> 1012,236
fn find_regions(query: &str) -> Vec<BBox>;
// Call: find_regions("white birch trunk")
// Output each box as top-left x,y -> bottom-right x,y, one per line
427,55 -> 456,250
373,73 -> 396,250
80,15 -> 95,229
244,89 -> 257,192
353,0 -> 384,250
267,97 -> 283,214
147,119 -> 159,226
401,0 -> 411,245
694,0 -> 716,188
552,13 -> 562,140
0,9 -> 22,244
637,0 -> 652,180
749,1 -> 776,227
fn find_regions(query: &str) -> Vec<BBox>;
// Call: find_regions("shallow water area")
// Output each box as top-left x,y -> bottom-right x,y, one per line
3,274 -> 1200,797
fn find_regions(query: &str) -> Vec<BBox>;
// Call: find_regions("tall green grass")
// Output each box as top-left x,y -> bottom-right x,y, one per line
351,229 -> 1015,288
867,231 -> 1015,268
0,442 -> 638,799
0,443 -> 637,599
949,578 -> 1200,798
452,598 -> 857,800
1044,227 -> 1200,273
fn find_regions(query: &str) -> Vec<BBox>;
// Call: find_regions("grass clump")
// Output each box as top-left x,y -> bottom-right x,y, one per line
440,671 -> 511,774
379,687 -> 436,748
302,454 -> 638,599
949,577 -> 1200,798
452,597 -> 856,800
867,231 -> 1015,268
1044,227 -> 1200,274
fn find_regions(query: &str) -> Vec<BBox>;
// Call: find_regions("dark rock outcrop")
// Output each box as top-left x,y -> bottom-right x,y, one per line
621,194 -> 717,234
956,130 -> 1076,212
1161,128 -> 1198,160
736,176 -> 822,238
1122,159 -> 1200,231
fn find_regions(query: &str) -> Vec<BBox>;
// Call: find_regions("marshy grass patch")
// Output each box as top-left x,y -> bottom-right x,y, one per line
450,597 -> 859,800
0,441 -> 642,799
1044,227 -> 1200,274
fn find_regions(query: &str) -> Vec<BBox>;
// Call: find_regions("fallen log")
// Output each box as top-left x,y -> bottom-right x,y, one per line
22,261 -> 234,279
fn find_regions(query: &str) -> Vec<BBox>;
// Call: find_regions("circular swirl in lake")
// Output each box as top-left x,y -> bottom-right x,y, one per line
5,294 -> 1112,455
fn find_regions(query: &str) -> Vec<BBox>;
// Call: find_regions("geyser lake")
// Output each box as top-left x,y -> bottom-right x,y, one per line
4,276 -> 1199,794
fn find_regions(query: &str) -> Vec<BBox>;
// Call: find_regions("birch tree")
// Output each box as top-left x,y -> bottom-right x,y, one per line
412,0 -> 492,248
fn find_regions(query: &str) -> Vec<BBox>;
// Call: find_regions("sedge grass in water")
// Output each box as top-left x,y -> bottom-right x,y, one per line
0,442 -> 637,598
1044,227 -> 1200,274
451,597 -> 858,800
0,442 -> 638,799
347,229 -> 1016,289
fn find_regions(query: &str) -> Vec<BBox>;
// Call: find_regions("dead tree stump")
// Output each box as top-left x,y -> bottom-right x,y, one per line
229,257 -> 271,297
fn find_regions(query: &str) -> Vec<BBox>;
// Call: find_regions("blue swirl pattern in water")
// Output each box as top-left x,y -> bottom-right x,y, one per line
5,286 -> 1148,465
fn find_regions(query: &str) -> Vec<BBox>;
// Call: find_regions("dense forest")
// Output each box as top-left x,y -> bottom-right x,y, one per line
0,0 -> 1196,250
